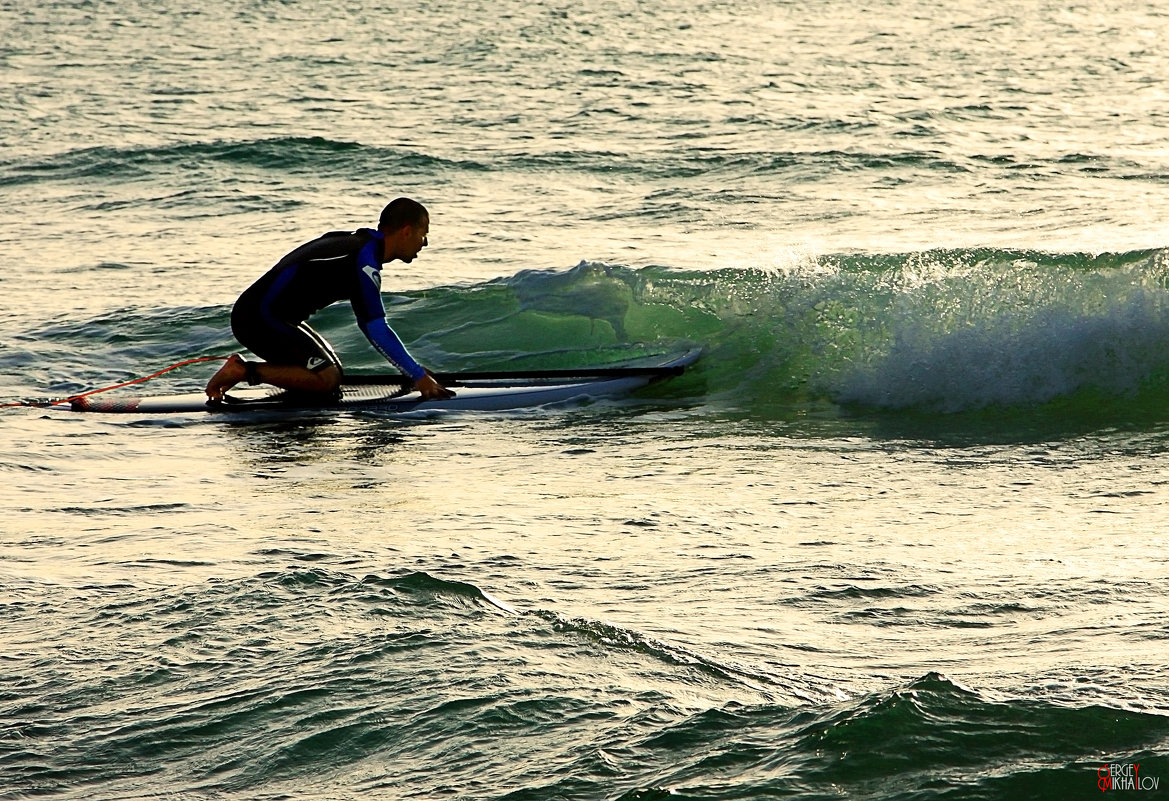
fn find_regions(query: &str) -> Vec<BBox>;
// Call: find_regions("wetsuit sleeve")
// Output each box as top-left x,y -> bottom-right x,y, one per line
352,238 -> 428,381
359,317 -> 428,381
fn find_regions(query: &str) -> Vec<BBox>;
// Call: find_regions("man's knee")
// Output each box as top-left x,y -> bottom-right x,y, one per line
311,365 -> 343,393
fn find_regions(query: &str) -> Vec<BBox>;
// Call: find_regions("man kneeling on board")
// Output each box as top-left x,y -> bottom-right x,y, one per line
205,197 -> 455,402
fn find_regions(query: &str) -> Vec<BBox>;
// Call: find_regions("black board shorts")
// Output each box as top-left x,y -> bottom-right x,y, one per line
231,308 -> 342,373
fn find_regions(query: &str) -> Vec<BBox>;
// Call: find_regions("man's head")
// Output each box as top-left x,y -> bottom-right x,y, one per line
378,197 -> 430,263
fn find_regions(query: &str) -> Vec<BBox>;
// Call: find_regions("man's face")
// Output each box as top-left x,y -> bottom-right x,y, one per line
401,216 -> 429,262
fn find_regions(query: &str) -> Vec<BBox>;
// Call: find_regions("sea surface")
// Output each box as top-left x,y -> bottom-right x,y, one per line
2,1 -> 1168,799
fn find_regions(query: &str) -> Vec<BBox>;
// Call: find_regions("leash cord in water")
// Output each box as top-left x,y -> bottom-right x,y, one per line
1,356 -> 230,409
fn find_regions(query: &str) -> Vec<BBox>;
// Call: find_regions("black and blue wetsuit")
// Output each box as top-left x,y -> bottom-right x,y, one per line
231,228 -> 427,381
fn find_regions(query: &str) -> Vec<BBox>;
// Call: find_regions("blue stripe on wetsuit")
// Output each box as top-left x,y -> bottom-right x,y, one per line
353,233 -> 428,382
259,264 -> 301,333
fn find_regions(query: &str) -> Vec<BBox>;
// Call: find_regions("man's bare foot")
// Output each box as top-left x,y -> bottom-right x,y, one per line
206,354 -> 249,401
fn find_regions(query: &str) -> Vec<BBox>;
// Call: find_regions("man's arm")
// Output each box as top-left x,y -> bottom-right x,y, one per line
352,244 -> 453,399
358,318 -> 453,399
358,316 -> 427,381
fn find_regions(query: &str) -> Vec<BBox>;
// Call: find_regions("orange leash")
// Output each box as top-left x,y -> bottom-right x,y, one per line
2,356 -> 229,409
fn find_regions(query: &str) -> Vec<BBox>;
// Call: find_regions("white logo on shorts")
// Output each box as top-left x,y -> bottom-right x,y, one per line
306,357 -> 327,370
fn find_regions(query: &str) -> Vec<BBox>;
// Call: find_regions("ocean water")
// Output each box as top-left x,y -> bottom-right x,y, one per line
2,0 -> 1169,799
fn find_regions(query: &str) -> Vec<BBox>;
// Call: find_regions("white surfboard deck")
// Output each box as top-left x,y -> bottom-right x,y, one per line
66,350 -> 701,414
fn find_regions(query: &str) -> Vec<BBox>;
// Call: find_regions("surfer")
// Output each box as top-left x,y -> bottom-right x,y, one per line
205,198 -> 455,402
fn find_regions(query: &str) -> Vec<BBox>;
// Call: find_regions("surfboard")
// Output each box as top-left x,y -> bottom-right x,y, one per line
66,349 -> 701,414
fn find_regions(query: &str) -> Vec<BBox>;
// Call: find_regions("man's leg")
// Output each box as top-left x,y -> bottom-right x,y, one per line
206,355 -> 342,401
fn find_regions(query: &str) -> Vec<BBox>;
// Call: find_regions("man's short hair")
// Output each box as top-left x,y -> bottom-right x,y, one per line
379,197 -> 428,231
